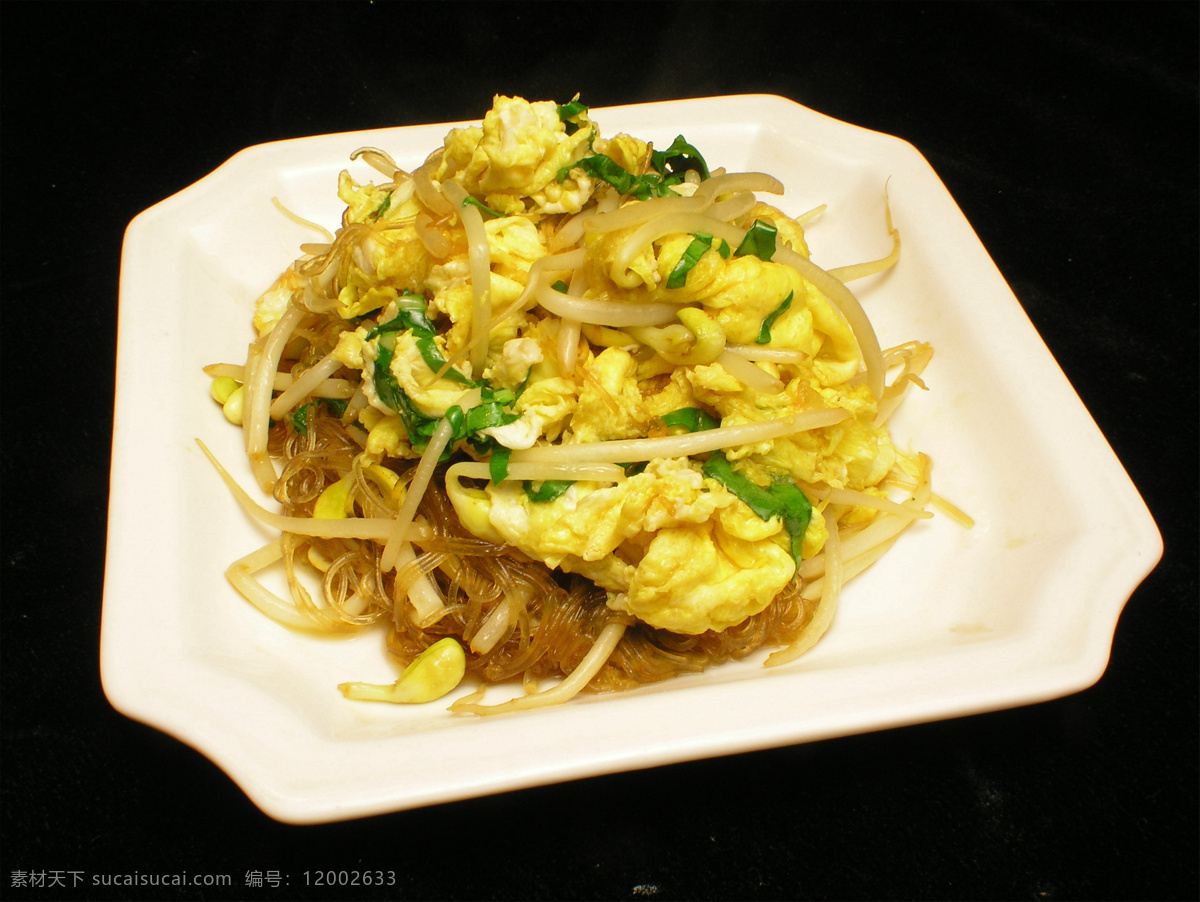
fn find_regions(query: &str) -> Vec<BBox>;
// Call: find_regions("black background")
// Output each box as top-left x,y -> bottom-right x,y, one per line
2,2 -> 1196,900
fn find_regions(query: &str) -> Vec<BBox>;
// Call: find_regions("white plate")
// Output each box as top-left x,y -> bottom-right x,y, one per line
101,95 -> 1161,824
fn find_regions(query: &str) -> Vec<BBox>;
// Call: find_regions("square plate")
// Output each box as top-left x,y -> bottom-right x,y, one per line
101,95 -> 1161,824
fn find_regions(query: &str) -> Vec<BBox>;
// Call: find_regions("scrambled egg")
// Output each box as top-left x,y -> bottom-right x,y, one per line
437,95 -> 596,215
253,268 -> 301,337
448,458 -> 798,634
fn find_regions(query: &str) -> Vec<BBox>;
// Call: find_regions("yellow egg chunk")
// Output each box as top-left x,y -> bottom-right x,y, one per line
337,169 -> 395,223
252,267 -> 303,337
436,95 -> 596,214
566,347 -> 650,443
616,520 -> 795,634
452,458 -> 799,635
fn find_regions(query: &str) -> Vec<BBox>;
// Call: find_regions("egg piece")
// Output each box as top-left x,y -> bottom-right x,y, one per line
488,216 -> 548,280
616,519 -> 794,634
595,133 -> 653,175
337,282 -> 399,321
451,457 -> 796,635
383,331 -> 473,418
314,209 -> 431,322
252,267 -> 302,337
484,336 -> 542,390
582,223 -> 663,294
582,207 -> 860,384
337,170 -> 391,224
740,201 -> 812,259
429,271 -> 531,356
479,458 -> 732,565
684,364 -> 819,463
436,95 -> 596,214
700,256 -> 806,346
486,322 -> 579,446
566,347 -> 650,443
365,415 -> 413,461
760,392 -> 898,490
484,370 -> 578,449
639,368 -> 701,422
330,328 -> 366,369
336,171 -> 420,226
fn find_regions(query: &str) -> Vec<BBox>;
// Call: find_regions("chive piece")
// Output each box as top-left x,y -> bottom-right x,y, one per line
701,451 -> 812,566
415,336 -> 471,384
767,481 -> 813,566
557,99 -> 588,121
666,233 -> 714,289
443,404 -> 465,439
489,445 -> 511,483
291,402 -> 317,436
561,155 -> 676,201
370,342 -> 407,419
522,480 -> 575,503
291,398 -> 348,435
567,155 -> 648,198
734,219 -> 779,262
374,191 -> 393,219
461,196 -> 504,218
557,99 -> 589,134
701,451 -> 783,521
650,135 -> 710,181
371,335 -> 440,449
367,294 -> 473,385
755,291 -> 794,344
559,134 -> 709,199
660,407 -> 720,432
464,399 -> 519,435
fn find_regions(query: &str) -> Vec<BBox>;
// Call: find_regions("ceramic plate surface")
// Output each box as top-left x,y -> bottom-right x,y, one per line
102,95 -> 1161,824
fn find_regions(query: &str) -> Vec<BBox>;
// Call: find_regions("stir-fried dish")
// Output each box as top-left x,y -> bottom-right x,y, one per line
203,95 -> 949,714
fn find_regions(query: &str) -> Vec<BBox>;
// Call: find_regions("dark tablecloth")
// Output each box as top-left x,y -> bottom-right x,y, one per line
2,3 -> 1196,900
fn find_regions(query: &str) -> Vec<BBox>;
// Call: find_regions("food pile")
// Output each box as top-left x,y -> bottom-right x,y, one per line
205,95 -> 938,714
